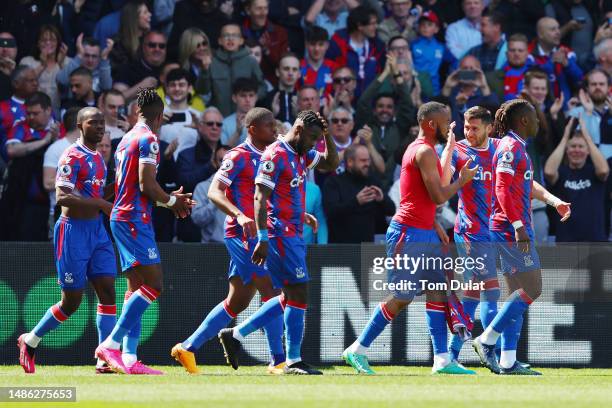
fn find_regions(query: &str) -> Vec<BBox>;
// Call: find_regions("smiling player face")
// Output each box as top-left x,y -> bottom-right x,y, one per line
463,118 -> 490,148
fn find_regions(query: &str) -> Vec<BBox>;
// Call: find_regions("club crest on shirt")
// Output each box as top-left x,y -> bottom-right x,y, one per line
262,160 -> 275,173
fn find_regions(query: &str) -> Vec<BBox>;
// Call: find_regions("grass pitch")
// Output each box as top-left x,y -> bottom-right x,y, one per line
1,365 -> 611,408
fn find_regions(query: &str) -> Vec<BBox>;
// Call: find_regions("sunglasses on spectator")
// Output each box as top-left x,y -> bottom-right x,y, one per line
333,77 -> 354,84
0,38 -> 16,48
204,121 -> 223,127
197,41 -> 208,47
146,42 -> 166,49
331,118 -> 350,124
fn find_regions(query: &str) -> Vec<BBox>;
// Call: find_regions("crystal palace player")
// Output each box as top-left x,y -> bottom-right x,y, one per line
472,99 -> 571,375
95,88 -> 194,374
218,110 -> 339,375
342,102 -> 478,375
171,108 -> 286,375
18,108 -> 117,374
447,106 -> 570,368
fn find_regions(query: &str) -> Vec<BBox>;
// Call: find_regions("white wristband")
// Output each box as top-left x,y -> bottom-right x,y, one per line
157,195 -> 176,208
544,194 -> 562,207
511,220 -> 524,230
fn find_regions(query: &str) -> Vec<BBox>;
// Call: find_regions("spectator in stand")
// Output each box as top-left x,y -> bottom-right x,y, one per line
419,0 -> 464,29
315,106 -> 354,185
176,106 -> 224,193
19,24 -> 70,115
304,180 -> 328,244
156,61 -> 204,112
57,34 -> 114,99
545,0 -> 597,70
194,23 -> 266,117
567,69 -> 612,158
178,28 -> 212,82
445,0 -> 484,60
264,53 -> 301,124
411,10 -> 454,96
0,32 -> 19,100
109,1 -> 151,69
191,144 -> 230,243
169,0 -> 231,55
355,53 -> 416,190
328,66 -> 358,113
531,17 -> 583,104
441,55 -> 499,138
493,0 -> 545,39
304,0 -> 357,39
386,35 -> 430,99
378,0 -> 419,45
466,11 -> 507,73
323,143 -> 395,243
594,38 -> 612,77
326,6 -> 386,98
114,30 -> 167,101
221,78 -> 259,147
61,67 -> 98,116
488,33 -> 534,101
544,116 -> 610,242
96,130 -> 114,187
241,0 -> 289,86
0,66 -> 38,161
0,92 -> 63,241
295,85 -> 322,115
42,107 -> 79,230
159,68 -> 200,159
98,89 -> 128,141
299,26 -> 338,98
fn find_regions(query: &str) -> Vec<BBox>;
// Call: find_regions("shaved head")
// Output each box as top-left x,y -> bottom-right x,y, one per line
77,107 -> 103,124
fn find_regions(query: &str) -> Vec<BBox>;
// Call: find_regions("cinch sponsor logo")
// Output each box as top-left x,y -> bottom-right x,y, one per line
290,170 -> 307,188
473,166 -> 492,181
524,170 -> 534,180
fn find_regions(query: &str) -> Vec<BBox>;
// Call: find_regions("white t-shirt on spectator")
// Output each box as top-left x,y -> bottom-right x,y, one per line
106,125 -> 125,140
160,106 -> 199,160
43,138 -> 72,210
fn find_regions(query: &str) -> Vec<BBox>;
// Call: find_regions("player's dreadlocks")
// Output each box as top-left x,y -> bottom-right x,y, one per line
494,99 -> 534,137
297,110 -> 327,132
136,87 -> 164,121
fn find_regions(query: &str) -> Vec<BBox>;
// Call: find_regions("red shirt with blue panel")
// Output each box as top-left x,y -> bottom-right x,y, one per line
451,138 -> 500,237
490,131 -> 534,235
255,138 -> 321,238
215,139 -> 265,239
111,122 -> 160,224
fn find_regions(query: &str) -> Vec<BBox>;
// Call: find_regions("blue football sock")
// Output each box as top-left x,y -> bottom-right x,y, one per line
483,289 -> 532,346
235,295 -> 285,338
96,304 -> 116,344
426,302 -> 448,355
109,285 -> 159,344
501,314 -> 523,351
356,303 -> 394,348
123,319 -> 141,355
182,301 -> 235,352
449,297 -> 478,359
262,297 -> 285,365
32,303 -> 69,338
284,303 -> 306,363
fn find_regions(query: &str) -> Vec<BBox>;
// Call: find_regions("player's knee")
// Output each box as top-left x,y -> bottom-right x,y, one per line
226,297 -> 249,314
59,298 -> 81,316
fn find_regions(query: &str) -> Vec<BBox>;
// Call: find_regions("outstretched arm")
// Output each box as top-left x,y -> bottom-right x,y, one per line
418,146 -> 476,204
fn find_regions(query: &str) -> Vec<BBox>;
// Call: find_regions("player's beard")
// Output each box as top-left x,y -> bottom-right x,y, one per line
435,124 -> 446,144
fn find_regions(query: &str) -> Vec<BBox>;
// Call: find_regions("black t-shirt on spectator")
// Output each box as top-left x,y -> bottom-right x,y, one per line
553,159 -> 607,242
115,59 -> 161,87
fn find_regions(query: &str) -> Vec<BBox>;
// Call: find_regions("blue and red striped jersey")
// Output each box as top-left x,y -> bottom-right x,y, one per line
111,122 -> 160,224
299,58 -> 338,97
255,139 -> 321,237
490,131 -> 533,233
0,96 -> 26,143
56,140 -> 107,199
451,138 -> 500,237
215,140 -> 265,238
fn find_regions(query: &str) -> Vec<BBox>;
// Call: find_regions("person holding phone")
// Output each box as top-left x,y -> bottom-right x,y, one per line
441,55 -> 498,138
159,68 -> 200,160
98,89 -> 128,141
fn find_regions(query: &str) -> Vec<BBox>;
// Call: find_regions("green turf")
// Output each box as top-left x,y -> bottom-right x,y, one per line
1,365 -> 611,408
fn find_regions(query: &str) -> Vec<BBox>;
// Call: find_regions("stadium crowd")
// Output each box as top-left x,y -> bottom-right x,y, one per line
0,0 -> 610,244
